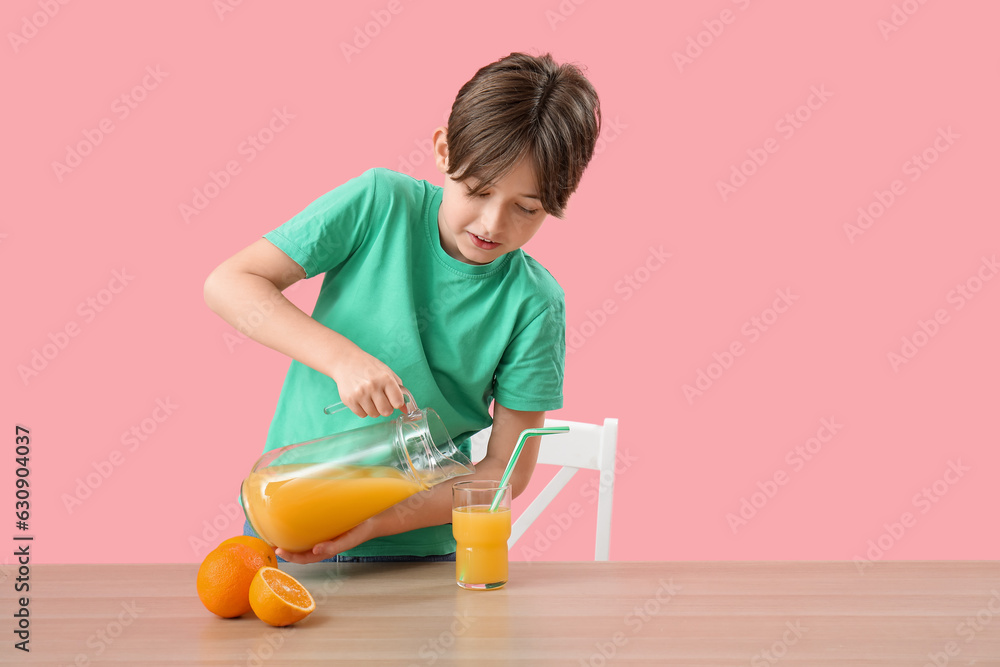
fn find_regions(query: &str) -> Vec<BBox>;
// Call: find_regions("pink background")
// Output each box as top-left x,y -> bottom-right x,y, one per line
4,1 -> 998,564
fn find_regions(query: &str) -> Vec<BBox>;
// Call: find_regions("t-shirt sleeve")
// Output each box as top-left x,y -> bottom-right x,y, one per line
492,297 -> 566,412
262,168 -> 379,279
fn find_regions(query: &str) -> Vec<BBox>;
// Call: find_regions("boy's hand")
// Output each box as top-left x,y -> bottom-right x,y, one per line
331,349 -> 407,418
274,517 -> 379,564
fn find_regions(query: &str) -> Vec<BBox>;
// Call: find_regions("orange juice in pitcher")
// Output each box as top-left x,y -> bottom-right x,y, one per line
243,464 -> 425,553
240,389 -> 474,553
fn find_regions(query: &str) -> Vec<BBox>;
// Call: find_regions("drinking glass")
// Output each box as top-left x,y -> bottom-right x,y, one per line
452,480 -> 511,590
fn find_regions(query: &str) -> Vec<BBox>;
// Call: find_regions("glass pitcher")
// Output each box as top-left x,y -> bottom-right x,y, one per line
240,388 -> 474,553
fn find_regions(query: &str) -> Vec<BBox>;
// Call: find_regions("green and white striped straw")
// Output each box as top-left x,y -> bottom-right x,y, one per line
490,426 -> 570,511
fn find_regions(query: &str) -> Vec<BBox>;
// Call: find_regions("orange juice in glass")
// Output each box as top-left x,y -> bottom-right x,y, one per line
453,481 -> 511,590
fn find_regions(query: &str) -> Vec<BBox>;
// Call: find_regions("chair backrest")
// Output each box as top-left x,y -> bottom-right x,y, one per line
469,417 -> 619,561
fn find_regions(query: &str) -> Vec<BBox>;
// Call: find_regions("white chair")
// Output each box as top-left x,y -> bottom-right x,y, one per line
469,417 -> 619,561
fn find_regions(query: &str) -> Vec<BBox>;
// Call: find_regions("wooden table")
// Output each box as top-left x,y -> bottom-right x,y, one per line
4,562 -> 999,665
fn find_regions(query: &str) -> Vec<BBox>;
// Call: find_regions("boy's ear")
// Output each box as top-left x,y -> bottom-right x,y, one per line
432,126 -> 449,173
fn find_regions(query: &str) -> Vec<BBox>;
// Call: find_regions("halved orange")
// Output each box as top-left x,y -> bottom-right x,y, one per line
249,567 -> 315,626
219,535 -> 278,568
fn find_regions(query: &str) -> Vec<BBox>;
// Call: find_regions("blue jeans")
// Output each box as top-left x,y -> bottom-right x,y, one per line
242,519 -> 456,563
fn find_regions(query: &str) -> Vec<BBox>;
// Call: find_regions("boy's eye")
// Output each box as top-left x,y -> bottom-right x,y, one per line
464,185 -> 539,215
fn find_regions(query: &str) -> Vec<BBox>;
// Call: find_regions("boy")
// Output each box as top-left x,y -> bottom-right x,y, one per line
204,51 -> 601,563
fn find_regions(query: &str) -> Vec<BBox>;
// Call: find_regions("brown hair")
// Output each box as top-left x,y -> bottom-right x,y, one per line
445,52 -> 602,219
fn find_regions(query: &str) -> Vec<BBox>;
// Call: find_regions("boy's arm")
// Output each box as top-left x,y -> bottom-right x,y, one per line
276,402 -> 547,563
203,237 -> 407,417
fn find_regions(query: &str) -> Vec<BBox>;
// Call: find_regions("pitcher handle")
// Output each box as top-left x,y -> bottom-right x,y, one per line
324,386 -> 418,416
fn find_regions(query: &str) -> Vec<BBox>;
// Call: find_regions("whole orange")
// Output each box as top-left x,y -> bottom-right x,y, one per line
196,543 -> 267,618
219,536 -> 278,568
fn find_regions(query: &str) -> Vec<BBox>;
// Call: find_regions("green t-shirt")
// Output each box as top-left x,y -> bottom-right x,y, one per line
260,167 -> 565,556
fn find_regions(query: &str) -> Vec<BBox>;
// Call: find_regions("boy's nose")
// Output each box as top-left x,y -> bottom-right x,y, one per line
481,207 -> 505,238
